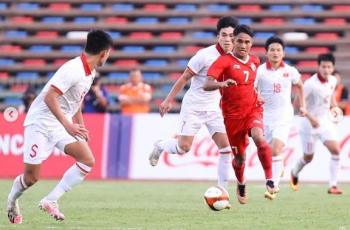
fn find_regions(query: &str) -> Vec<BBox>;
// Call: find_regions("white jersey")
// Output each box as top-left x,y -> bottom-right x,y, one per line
24,54 -> 96,130
255,62 -> 301,124
182,44 -> 225,112
304,73 -> 337,119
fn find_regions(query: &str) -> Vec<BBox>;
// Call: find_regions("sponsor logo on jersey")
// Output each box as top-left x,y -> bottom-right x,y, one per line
283,72 -> 289,78
233,64 -> 241,69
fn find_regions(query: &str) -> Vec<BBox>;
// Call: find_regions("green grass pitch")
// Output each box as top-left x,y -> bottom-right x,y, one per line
0,180 -> 349,229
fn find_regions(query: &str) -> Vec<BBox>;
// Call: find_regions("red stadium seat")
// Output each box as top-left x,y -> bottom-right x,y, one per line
323,18 -> 346,25
332,5 -> 350,11
159,32 -> 183,39
11,84 -> 29,93
35,31 -> 59,38
169,72 -> 182,80
305,47 -> 330,54
0,45 -> 22,52
104,84 -> 120,93
23,59 -> 46,66
129,32 -> 153,39
261,18 -> 285,25
0,72 -> 9,79
251,46 -> 265,55
297,60 -> 318,68
53,59 -> 69,66
143,4 -> 166,11
198,17 -> 219,25
185,45 -> 204,53
237,5 -> 261,11
113,59 -> 139,67
49,3 -> 71,10
11,16 -> 33,23
104,17 -> 128,24
314,32 -> 339,40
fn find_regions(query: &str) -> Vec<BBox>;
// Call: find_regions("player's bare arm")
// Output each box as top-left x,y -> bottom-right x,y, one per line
203,77 -> 236,91
294,79 -> 306,116
44,86 -> 88,140
159,68 -> 194,117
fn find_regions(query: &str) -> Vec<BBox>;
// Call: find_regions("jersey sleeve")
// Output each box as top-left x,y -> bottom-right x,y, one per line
207,56 -> 227,80
50,64 -> 79,95
290,66 -> 301,84
303,79 -> 313,99
187,51 -> 205,75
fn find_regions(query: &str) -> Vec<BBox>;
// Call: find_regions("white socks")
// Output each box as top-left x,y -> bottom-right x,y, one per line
159,138 -> 186,155
45,162 -> 91,202
292,157 -> 307,177
8,174 -> 28,205
272,155 -> 284,188
329,155 -> 340,187
217,152 -> 231,190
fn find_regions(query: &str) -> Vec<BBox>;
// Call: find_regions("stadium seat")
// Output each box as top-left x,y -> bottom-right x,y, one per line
11,16 -> 33,24
5,30 -> 28,38
16,72 -> 39,80
129,32 -> 153,39
4,97 -> 22,106
261,18 -> 284,25
60,45 -> 83,53
159,32 -> 183,40
11,84 -> 29,93
332,5 -> 350,11
255,32 -> 275,39
108,72 -> 129,80
207,4 -> 230,12
0,45 -> 22,52
297,60 -> 318,68
111,4 -> 134,11
80,3 -> 102,11
135,17 -> 159,24
144,60 -> 168,67
285,46 -> 300,54
53,59 -> 69,66
283,32 -> 308,41
49,3 -> 71,10
0,3 -> 7,10
23,59 -> 46,66
305,47 -> 330,54
47,72 -> 55,78
66,31 -> 88,39
177,59 -> 188,67
293,18 -> 316,25
144,4 -> 166,12
169,72 -> 182,80
239,18 -> 253,25
113,59 -> 139,67
16,3 -> 39,10
42,17 -> 64,24
192,32 -> 215,39
143,72 -> 162,81
185,46 -> 204,53
0,72 -> 9,79
153,46 -> 176,53
237,5 -> 261,11
174,4 -> 197,12
107,31 -> 121,39
314,32 -> 339,40
0,59 -> 15,66
251,47 -> 265,54
122,46 -> 145,53
104,17 -> 128,24
35,31 -> 59,38
74,17 -> 96,24
300,4 -> 324,12
29,45 -> 52,52
166,17 -> 190,25
198,17 -> 219,25
269,5 -> 292,12
324,18 -> 346,25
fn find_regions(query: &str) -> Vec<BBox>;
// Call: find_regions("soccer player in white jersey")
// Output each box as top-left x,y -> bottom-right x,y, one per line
290,53 -> 343,195
149,16 -> 238,190
6,30 -> 113,224
255,36 -> 305,194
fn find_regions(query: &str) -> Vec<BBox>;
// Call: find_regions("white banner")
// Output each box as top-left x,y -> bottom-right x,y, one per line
129,114 -> 350,182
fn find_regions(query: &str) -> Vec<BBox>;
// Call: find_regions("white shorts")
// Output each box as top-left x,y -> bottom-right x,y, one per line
299,117 -> 338,154
264,123 -> 291,145
23,124 -> 78,164
178,109 -> 226,136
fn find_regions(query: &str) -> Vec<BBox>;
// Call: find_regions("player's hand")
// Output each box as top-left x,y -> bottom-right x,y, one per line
65,123 -> 89,141
299,106 -> 307,117
308,116 -> 320,128
221,79 -> 237,88
159,99 -> 172,117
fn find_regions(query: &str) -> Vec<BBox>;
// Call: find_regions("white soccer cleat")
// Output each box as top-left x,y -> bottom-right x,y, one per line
39,199 -> 65,221
7,199 -> 23,224
149,140 -> 163,166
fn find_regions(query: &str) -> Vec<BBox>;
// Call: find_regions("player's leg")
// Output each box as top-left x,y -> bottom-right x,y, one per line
323,139 -> 342,194
207,111 -> 232,190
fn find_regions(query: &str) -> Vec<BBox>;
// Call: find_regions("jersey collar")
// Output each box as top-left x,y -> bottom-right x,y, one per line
215,43 -> 226,55
80,53 -> 92,76
317,72 -> 328,83
266,60 -> 285,70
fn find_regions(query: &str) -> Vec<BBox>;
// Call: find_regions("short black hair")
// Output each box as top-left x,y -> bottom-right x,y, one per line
233,24 -> 254,37
318,53 -> 335,65
84,30 -> 113,55
265,36 -> 284,51
216,16 -> 239,34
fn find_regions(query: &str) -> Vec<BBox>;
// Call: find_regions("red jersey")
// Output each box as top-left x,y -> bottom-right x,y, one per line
207,54 -> 260,119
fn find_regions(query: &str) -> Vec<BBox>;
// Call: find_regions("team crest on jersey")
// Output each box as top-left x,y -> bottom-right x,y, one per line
250,63 -> 256,71
283,72 -> 289,78
233,64 -> 241,69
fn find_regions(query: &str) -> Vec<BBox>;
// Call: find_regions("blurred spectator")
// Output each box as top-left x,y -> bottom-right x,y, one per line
334,72 -> 350,115
19,85 -> 37,113
118,69 -> 152,114
83,77 -> 109,113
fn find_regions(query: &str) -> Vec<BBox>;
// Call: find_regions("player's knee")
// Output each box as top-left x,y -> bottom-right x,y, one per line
83,155 -> 95,168
303,154 -> 313,163
234,155 -> 246,165
252,135 -> 265,147
178,143 -> 191,153
23,173 -> 39,187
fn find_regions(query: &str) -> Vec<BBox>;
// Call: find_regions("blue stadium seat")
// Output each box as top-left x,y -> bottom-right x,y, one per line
192,32 -> 215,39
269,5 -> 292,12
4,97 -> 22,106
0,3 -> 7,10
0,59 -> 15,66
108,72 -> 129,80
74,17 -> 96,24
16,3 -> 39,10
143,72 -> 162,81
161,84 -> 173,93
5,30 -> 28,38
174,4 -> 197,12
255,32 -> 275,39
284,46 -> 300,54
239,18 -> 253,25
47,72 -> 55,78
135,17 -> 158,24
166,17 -> 190,25
293,18 -> 316,25
42,17 -> 64,24
29,45 -> 52,52
207,4 -> 230,12
301,4 -> 324,12
111,4 -> 134,11
16,72 -> 39,80
152,46 -> 176,53
144,60 -> 168,67
122,46 -> 145,53
61,45 -> 83,53
177,59 -> 188,67
107,31 -> 121,39
80,3 -> 102,11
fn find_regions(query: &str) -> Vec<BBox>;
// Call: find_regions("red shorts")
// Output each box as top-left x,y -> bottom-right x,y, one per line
224,107 -> 263,155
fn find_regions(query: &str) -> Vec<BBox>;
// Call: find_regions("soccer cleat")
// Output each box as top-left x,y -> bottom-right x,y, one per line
264,180 -> 276,200
328,186 -> 343,195
149,140 -> 163,166
7,199 -> 23,224
236,183 -> 248,204
290,172 -> 299,191
38,199 -> 65,221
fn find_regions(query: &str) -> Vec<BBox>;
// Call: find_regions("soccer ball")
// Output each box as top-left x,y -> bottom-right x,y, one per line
204,186 -> 230,211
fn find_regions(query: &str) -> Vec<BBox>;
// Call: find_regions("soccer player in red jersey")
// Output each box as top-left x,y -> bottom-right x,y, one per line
203,25 -> 276,204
